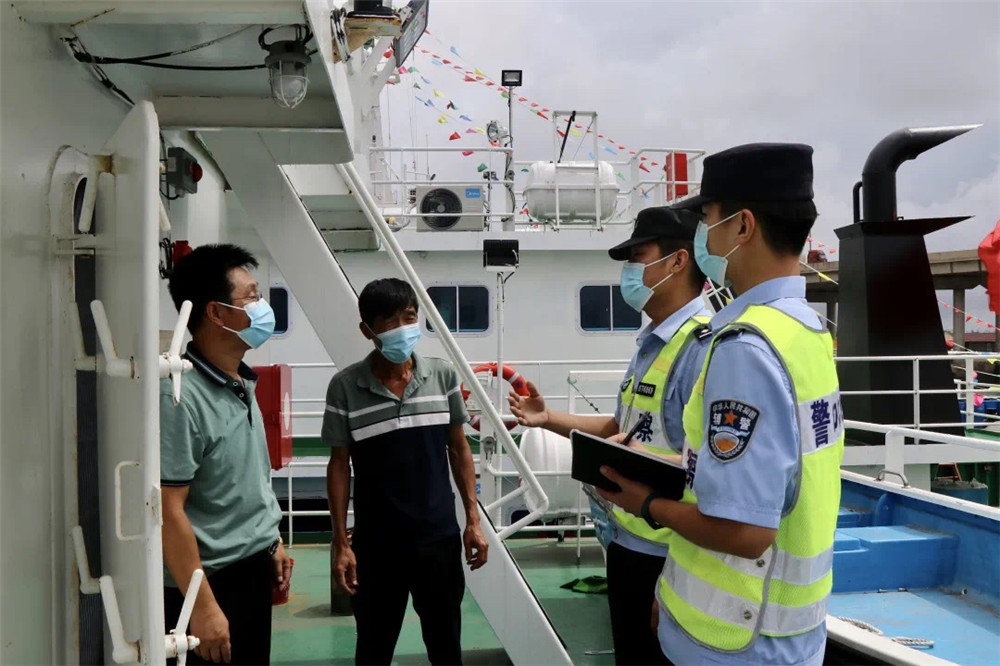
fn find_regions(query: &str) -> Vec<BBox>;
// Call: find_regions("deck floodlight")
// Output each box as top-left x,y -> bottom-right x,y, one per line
260,26 -> 312,109
501,69 -> 522,88
486,120 -> 509,143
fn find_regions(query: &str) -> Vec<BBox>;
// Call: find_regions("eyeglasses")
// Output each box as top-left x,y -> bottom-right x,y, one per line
231,293 -> 262,304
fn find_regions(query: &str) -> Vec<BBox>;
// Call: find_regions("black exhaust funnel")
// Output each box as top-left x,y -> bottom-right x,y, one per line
835,125 -> 980,443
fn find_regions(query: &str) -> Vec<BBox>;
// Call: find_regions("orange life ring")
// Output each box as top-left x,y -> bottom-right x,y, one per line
462,363 -> 530,431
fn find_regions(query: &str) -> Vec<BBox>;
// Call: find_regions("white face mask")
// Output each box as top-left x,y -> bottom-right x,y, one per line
619,252 -> 677,312
694,212 -> 741,287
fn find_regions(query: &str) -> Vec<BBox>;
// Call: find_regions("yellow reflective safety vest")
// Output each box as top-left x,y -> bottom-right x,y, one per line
659,304 -> 844,651
606,315 -> 710,549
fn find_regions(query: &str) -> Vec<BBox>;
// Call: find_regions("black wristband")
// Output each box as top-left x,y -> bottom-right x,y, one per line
641,492 -> 664,530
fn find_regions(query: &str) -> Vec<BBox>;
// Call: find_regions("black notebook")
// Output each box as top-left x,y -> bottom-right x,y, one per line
570,429 -> 687,500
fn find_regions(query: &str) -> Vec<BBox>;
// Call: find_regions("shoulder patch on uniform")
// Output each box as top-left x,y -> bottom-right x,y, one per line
694,324 -> 713,341
707,400 -> 760,462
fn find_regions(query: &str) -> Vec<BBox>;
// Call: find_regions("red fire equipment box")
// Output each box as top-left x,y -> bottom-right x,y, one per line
254,364 -> 292,470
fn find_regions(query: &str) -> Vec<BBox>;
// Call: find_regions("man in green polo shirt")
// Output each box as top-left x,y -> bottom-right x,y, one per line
324,278 -> 488,665
161,244 -> 290,665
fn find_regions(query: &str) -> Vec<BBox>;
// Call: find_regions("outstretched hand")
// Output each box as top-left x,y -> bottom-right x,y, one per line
508,380 -> 548,428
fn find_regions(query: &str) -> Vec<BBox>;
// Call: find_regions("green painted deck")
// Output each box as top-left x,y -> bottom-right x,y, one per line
273,538 -> 614,665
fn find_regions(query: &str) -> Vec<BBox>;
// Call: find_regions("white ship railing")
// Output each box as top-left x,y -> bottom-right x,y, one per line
370,146 -> 516,226
278,352 -> 1000,541
370,144 -> 705,230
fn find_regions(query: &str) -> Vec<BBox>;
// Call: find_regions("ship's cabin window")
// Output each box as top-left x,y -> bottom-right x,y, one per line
579,284 -> 641,332
269,286 -> 289,335
426,285 -> 490,334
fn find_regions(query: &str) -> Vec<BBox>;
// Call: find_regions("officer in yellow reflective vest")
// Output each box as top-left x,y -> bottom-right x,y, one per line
509,205 -> 710,665
598,144 -> 844,666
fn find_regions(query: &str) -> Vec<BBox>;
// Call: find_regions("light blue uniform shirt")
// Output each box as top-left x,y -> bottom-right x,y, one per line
658,277 -> 827,666
604,295 -> 711,556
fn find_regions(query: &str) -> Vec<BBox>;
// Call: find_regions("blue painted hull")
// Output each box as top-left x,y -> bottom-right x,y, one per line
829,479 -> 1000,664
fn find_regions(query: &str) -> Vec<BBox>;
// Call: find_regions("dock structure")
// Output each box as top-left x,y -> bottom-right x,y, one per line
804,249 -> 999,349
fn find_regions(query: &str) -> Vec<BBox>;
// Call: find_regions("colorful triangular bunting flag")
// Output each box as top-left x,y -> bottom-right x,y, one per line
448,131 -> 461,140
459,115 -> 472,122
433,90 -> 446,98
437,115 -> 448,123
477,163 -> 488,173
462,150 -> 474,156
450,46 -> 461,57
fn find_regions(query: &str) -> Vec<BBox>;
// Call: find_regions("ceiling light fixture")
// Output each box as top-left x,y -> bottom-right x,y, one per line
259,26 -> 313,109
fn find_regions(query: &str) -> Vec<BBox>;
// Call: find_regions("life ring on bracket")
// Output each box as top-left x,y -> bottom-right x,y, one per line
461,363 -> 530,431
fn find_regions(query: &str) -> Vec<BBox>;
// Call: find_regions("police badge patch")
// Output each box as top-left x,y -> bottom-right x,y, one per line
707,400 -> 760,462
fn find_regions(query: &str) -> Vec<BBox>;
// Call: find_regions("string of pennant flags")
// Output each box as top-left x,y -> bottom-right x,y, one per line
393,32 -> 683,173
806,256 -> 995,330
387,45 -> 673,198
939,300 -> 997,330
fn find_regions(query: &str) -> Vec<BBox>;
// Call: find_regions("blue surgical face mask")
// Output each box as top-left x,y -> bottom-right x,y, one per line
694,212 -> 741,288
619,251 -> 676,312
219,299 -> 276,349
370,322 -> 422,364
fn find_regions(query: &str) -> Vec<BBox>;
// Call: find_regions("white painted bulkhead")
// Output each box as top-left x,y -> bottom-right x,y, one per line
1,5 -> 130,663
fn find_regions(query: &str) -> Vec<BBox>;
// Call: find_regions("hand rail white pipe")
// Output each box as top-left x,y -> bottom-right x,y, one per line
837,353 -> 1000,361
844,419 -> 1000,454
371,146 -> 514,155
286,359 -> 631,369
336,162 -> 549,537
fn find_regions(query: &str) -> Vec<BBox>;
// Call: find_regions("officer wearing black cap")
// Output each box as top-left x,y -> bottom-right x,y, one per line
599,144 -> 843,666
510,205 -> 710,665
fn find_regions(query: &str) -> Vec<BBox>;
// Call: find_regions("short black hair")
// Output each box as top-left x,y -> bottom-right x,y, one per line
358,278 -> 419,327
654,237 -> 706,291
720,200 -> 817,256
168,244 -> 259,333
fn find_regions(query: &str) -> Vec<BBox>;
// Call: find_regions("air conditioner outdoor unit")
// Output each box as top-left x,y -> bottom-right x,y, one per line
415,185 -> 486,232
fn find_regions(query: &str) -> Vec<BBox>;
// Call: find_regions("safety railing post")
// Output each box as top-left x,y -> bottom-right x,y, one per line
966,357 -> 975,427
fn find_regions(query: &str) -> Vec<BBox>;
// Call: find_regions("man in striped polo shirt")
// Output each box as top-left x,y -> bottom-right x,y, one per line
323,278 -> 488,665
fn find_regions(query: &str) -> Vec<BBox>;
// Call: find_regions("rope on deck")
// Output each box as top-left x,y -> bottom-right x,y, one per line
834,616 -> 935,649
